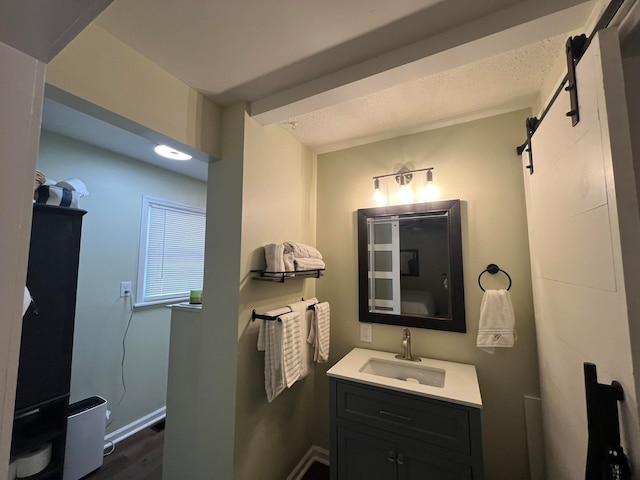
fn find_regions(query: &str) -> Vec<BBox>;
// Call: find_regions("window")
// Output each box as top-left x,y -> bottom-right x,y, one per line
136,196 -> 206,306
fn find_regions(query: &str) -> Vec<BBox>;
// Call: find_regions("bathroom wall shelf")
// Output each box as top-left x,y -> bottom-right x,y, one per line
250,269 -> 324,283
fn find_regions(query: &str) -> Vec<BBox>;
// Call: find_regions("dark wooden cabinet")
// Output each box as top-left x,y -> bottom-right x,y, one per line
11,204 -> 86,479
330,379 -> 484,480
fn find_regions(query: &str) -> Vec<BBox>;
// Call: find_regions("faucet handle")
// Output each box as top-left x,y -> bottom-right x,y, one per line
402,328 -> 411,338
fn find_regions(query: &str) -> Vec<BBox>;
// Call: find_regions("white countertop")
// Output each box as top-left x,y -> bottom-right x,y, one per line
327,347 -> 482,408
168,302 -> 202,313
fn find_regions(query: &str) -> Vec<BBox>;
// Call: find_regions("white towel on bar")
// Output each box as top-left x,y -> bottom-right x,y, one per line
280,311 -> 302,388
477,289 -> 517,354
263,319 -> 284,402
264,243 -> 285,273
287,298 -> 318,377
258,307 -> 289,402
257,307 -> 291,351
283,241 -> 323,259
308,302 -> 330,362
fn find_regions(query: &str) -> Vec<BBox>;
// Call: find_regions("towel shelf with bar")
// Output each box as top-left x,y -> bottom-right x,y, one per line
251,269 -> 324,283
478,264 -> 512,291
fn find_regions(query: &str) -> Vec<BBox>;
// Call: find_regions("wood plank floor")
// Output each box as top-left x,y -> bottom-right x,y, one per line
83,421 -> 328,479
84,423 -> 164,479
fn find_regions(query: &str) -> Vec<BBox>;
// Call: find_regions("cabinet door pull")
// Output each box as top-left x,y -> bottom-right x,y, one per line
379,409 -> 412,422
397,454 -> 405,465
387,451 -> 396,463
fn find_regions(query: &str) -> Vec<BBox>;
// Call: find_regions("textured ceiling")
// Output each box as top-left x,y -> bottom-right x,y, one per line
89,0 -> 599,155
279,34 -> 572,151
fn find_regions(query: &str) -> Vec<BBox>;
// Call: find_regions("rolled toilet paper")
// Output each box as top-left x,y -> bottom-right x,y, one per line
16,443 -> 52,478
8,459 -> 17,480
22,286 -> 32,316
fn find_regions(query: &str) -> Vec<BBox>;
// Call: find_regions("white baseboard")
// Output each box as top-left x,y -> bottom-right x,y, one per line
104,406 -> 166,448
286,445 -> 330,480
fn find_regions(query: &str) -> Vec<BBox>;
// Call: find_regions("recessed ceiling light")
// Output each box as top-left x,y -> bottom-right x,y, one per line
154,144 -> 192,161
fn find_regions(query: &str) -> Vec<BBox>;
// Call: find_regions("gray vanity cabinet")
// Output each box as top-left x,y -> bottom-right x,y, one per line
330,378 -> 484,479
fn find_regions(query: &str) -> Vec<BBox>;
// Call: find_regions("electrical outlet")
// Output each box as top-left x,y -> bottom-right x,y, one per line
120,281 -> 132,297
360,323 -> 373,343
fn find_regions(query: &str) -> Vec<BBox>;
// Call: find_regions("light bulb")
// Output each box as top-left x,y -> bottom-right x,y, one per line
374,189 -> 387,205
373,177 -> 387,205
421,169 -> 439,201
398,184 -> 414,204
154,144 -> 192,161
423,183 -> 440,201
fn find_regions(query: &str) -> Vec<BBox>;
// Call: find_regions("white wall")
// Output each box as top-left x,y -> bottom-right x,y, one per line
315,110 -> 540,479
0,41 -> 46,476
37,131 -> 207,434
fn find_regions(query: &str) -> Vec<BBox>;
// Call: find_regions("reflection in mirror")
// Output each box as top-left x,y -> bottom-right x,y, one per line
358,200 -> 465,332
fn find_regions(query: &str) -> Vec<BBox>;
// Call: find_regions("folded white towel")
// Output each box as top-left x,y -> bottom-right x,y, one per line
283,252 -> 295,273
287,298 -> 318,377
283,241 -> 323,259
294,257 -> 326,271
308,302 -> 330,363
280,311 -> 302,388
264,243 -> 285,273
477,289 -> 516,354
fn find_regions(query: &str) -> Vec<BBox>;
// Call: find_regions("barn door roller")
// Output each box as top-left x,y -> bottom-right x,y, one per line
565,34 -> 588,127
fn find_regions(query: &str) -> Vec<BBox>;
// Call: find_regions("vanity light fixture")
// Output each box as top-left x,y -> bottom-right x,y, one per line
154,144 -> 192,161
373,166 -> 435,205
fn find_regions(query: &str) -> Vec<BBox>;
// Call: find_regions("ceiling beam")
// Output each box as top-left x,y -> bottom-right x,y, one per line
250,0 -> 595,125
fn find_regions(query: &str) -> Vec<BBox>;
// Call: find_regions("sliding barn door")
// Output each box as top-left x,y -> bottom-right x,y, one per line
523,28 -> 640,478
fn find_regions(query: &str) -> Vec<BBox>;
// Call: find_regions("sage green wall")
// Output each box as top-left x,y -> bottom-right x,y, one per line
163,107 -> 318,480
234,115 -> 317,479
37,130 -> 207,434
314,110 -> 540,479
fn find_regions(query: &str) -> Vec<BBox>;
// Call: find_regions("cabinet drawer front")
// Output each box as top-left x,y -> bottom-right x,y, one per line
336,382 -> 471,454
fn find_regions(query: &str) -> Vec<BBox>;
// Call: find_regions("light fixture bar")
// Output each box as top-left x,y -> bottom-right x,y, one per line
372,167 -> 433,181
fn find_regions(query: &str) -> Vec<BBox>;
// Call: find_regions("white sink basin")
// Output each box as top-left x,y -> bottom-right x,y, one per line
327,348 -> 482,408
359,358 -> 445,388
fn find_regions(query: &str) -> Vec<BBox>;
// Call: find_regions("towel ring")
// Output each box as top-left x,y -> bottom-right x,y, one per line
478,263 -> 512,291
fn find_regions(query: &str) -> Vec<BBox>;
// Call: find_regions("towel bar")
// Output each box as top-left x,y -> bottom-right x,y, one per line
478,263 -> 512,291
251,304 -> 319,322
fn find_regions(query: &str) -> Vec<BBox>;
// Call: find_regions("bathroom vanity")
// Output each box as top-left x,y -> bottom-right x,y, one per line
327,348 -> 483,479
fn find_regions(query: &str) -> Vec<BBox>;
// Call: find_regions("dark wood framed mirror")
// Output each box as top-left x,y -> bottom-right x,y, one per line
357,199 -> 466,332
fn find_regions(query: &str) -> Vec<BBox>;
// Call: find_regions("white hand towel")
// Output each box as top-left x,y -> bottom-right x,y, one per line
287,298 -> 318,377
283,241 -> 323,259
309,302 -> 330,363
279,311 -> 302,388
477,289 -> 517,354
294,257 -> 326,271
264,243 -> 285,273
